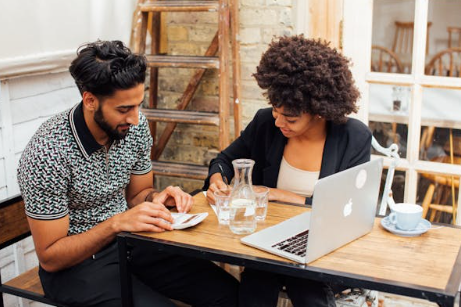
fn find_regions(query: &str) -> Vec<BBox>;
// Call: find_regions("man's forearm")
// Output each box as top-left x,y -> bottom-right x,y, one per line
37,218 -> 118,272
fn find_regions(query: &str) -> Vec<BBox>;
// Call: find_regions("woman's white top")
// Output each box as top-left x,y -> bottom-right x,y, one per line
276,156 -> 320,197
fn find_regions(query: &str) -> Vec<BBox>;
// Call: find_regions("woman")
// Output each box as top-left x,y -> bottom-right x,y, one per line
204,35 -> 371,306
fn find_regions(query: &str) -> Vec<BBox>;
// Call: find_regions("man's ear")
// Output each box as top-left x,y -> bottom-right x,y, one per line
82,92 -> 98,112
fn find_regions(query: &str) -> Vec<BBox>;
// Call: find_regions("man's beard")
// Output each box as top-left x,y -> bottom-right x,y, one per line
94,107 -> 130,140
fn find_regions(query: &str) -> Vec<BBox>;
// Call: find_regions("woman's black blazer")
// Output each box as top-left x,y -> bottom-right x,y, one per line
204,108 -> 372,205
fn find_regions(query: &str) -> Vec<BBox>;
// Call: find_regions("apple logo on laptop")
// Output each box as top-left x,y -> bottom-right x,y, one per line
343,198 -> 353,217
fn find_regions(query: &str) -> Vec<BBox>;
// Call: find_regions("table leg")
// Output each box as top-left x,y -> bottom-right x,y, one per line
118,234 -> 133,307
435,295 -> 456,307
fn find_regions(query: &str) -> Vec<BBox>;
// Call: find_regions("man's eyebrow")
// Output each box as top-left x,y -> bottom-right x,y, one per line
117,101 -> 144,109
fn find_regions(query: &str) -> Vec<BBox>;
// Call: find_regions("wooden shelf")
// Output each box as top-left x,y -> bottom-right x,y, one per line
151,161 -> 209,180
141,109 -> 220,126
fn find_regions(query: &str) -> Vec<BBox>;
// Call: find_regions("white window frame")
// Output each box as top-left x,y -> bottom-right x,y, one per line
343,0 -> 461,224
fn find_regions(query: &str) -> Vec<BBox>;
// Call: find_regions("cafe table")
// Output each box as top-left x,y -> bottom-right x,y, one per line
368,84 -> 461,130
117,191 -> 461,307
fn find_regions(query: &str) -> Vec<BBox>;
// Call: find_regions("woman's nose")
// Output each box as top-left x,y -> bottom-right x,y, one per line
274,115 -> 284,127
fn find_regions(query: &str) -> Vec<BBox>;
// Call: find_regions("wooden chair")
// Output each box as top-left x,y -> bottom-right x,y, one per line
447,26 -> 461,48
0,196 -> 195,307
371,45 -> 403,73
0,196 -> 68,307
421,131 -> 460,224
425,47 -> 461,77
392,21 -> 432,72
419,126 -> 436,160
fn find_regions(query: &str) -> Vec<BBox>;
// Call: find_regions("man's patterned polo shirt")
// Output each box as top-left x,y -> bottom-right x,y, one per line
17,102 -> 153,235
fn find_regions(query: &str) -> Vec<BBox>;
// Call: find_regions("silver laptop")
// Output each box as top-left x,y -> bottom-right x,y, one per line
241,158 -> 383,264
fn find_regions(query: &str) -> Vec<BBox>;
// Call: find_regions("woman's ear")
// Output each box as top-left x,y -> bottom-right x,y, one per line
82,91 -> 98,112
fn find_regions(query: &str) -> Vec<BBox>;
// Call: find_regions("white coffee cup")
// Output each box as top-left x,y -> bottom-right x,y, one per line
389,203 -> 423,231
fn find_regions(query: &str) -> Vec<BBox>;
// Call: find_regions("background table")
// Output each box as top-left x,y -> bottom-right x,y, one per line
369,84 -> 461,130
118,192 -> 461,307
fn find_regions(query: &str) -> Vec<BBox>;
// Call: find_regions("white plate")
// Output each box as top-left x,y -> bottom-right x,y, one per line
381,216 -> 431,237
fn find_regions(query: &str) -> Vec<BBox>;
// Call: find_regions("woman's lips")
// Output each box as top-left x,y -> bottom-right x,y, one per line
280,128 -> 291,134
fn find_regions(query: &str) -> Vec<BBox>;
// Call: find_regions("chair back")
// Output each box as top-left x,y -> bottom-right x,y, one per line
425,47 -> 461,77
371,45 -> 403,73
392,21 -> 415,55
392,21 -> 432,54
448,26 -> 461,48
0,196 -> 30,249
391,21 -> 432,73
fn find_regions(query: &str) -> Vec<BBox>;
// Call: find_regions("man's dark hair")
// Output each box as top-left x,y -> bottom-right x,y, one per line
253,35 -> 360,123
69,40 -> 147,99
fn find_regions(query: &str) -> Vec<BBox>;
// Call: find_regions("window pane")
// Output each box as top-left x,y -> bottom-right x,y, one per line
369,83 -> 410,159
417,171 -> 460,224
371,0 -> 416,74
425,0 -> 461,77
420,87 -> 461,161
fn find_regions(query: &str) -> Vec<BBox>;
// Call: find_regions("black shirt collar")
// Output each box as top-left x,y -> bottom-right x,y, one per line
69,102 -> 103,159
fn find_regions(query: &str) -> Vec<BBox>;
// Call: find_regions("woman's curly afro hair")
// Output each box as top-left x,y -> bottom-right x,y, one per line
253,35 -> 360,123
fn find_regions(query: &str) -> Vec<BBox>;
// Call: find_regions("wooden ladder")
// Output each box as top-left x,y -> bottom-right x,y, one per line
133,0 -> 241,181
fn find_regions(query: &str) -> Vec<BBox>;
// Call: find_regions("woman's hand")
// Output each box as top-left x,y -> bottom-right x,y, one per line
206,173 -> 230,205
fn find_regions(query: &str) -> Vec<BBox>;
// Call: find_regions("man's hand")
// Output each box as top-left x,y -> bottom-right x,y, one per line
113,201 -> 174,233
152,186 -> 193,213
206,173 -> 230,205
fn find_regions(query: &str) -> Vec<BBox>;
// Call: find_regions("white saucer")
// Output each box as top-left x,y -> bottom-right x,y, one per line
381,216 -> 432,237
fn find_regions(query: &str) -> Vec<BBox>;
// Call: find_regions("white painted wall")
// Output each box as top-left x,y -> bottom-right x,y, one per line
0,72 -> 80,201
0,0 -> 137,79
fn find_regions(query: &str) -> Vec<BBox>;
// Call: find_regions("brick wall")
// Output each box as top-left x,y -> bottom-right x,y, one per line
153,1 -> 295,192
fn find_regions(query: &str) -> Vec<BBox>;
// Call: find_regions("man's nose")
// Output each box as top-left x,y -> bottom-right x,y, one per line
126,110 -> 140,126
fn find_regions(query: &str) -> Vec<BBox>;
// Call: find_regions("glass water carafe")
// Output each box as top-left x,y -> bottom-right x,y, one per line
229,159 -> 257,234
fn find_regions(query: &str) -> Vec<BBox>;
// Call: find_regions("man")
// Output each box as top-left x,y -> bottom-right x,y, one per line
17,40 -> 238,307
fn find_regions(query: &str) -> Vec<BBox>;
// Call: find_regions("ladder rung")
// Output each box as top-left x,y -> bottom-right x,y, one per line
140,1 -> 219,12
142,109 -> 220,126
146,55 -> 219,69
151,161 -> 209,180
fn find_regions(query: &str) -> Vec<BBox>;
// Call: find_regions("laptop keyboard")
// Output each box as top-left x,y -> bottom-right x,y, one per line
271,229 -> 309,257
